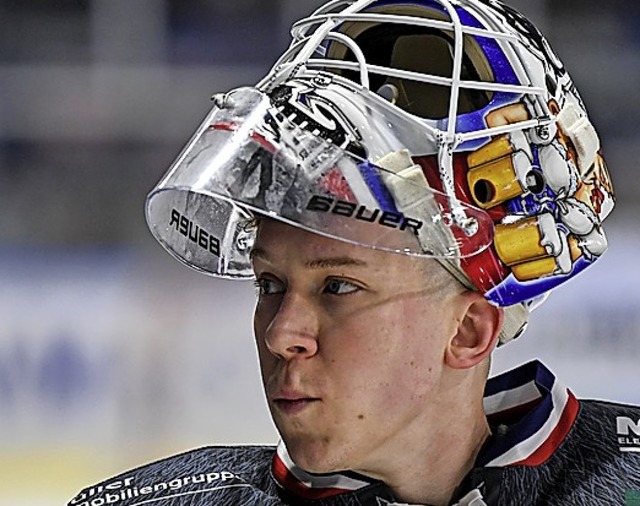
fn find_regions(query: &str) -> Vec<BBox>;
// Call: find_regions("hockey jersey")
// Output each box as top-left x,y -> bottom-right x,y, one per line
68,361 -> 640,505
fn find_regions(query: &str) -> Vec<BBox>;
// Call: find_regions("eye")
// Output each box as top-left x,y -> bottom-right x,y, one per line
254,276 -> 285,296
323,278 -> 360,296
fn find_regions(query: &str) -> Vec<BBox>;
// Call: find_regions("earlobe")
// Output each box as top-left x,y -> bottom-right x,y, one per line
445,293 -> 503,370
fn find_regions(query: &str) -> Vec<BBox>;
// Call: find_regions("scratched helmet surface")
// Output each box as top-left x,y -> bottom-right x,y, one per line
146,0 -> 614,316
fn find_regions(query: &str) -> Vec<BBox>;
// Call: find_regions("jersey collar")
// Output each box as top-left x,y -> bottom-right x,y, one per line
479,359 -> 579,466
271,360 -> 579,501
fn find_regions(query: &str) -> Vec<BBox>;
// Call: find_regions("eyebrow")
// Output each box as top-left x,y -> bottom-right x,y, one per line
250,247 -> 368,269
305,256 -> 368,269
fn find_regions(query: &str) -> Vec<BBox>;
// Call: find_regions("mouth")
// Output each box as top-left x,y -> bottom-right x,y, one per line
271,396 -> 321,415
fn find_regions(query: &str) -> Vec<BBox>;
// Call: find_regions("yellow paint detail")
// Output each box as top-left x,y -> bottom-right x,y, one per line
511,257 -> 557,281
494,218 -> 548,266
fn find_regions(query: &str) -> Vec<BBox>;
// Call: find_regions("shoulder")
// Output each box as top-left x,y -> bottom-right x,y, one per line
500,399 -> 640,505
556,400 -> 640,472
550,400 -> 640,503
67,445 -> 283,506
573,398 -> 640,451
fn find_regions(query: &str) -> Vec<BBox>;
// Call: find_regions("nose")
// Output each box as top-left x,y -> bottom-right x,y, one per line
260,292 -> 319,361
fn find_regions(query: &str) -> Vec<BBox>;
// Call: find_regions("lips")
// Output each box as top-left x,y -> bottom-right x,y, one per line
270,390 -> 321,414
273,398 -> 320,415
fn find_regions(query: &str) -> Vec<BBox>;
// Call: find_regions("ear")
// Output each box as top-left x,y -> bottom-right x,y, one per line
445,292 -> 503,370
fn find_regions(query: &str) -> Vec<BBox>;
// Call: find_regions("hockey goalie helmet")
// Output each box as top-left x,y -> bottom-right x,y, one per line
146,0 -> 614,317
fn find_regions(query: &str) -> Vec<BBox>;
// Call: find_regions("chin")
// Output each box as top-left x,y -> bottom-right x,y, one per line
285,436 -> 347,474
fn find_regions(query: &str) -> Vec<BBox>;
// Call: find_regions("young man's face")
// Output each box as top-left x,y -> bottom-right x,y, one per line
251,219 -> 467,475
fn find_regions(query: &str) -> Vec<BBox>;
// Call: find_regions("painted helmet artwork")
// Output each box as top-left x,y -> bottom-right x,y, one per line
146,0 -> 615,342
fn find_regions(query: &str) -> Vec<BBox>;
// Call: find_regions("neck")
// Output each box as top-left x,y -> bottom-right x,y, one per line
357,373 -> 490,505
386,417 -> 489,505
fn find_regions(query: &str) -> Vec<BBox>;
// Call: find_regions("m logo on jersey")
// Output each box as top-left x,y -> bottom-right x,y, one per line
617,417 -> 640,453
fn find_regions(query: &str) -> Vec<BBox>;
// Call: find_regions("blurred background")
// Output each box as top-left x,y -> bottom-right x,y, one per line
0,0 -> 639,504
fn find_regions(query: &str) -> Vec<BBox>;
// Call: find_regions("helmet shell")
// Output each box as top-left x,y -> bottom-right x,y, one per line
274,0 -> 615,306
145,0 -> 615,314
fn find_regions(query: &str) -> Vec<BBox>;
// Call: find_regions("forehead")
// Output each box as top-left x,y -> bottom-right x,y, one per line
251,218 -> 438,277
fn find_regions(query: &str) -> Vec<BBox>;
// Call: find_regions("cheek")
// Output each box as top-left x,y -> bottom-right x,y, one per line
334,308 -> 442,391
253,312 -> 276,378
345,359 -> 439,428
255,345 -> 278,392
376,303 -> 447,381
253,295 -> 279,344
